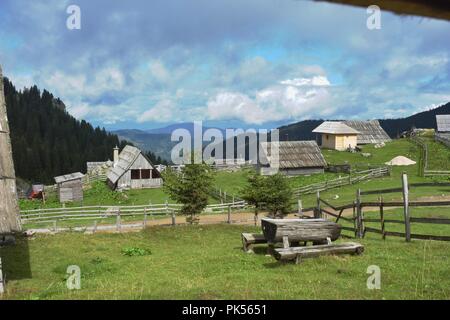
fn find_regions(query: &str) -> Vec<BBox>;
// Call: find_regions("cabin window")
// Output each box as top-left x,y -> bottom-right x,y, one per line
131,169 -> 141,180
152,169 -> 161,178
141,169 -> 151,179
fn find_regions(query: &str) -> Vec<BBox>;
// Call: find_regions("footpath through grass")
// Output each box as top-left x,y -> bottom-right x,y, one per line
1,224 -> 449,300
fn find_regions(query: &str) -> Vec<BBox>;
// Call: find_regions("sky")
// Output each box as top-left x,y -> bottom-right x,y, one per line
1,0 -> 449,130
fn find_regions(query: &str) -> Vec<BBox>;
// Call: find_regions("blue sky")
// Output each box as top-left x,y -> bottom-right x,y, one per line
1,0 -> 449,130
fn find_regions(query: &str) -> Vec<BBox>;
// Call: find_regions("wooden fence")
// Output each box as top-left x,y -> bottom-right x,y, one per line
410,136 -> 450,177
19,200 -> 248,232
308,175 -> 450,242
435,133 -> 450,148
293,167 -> 390,196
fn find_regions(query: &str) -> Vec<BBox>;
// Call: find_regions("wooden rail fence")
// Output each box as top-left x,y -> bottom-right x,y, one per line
435,133 -> 450,148
293,167 -> 390,196
307,174 -> 450,242
410,136 -> 450,177
19,200 -> 248,232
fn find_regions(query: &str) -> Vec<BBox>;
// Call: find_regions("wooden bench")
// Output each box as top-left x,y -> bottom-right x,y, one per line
261,218 -> 341,245
260,218 -> 364,263
274,242 -> 364,264
241,233 -> 267,253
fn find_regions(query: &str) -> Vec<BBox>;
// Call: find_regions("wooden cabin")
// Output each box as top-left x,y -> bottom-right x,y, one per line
259,141 -> 327,176
436,115 -> 450,133
342,120 -> 391,145
54,172 -> 84,203
0,65 -> 22,235
312,121 -> 359,151
107,145 -> 162,190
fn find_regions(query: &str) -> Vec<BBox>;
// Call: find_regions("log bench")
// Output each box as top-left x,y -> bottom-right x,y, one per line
241,233 -> 267,253
274,242 -> 364,264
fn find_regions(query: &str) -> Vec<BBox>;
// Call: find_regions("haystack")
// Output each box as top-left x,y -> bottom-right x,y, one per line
385,156 -> 416,166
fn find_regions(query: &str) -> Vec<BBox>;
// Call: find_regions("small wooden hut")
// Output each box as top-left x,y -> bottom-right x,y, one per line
54,172 -> 84,203
312,121 -> 359,151
436,115 -> 450,133
259,141 -> 327,176
107,145 -> 162,190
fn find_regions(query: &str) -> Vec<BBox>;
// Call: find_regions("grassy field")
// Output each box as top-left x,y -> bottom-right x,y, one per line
1,223 -> 449,300
5,137 -> 450,300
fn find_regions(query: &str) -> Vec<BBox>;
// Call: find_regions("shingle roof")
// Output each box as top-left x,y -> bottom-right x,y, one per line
312,121 -> 359,135
343,120 -> 391,144
54,172 -> 84,184
436,115 -> 450,132
107,145 -> 152,184
260,141 -> 327,169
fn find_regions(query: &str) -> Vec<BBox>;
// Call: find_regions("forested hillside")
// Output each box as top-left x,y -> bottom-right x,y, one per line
3,78 -> 163,184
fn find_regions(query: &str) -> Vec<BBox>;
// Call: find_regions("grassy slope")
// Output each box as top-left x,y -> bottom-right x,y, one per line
2,224 -> 449,300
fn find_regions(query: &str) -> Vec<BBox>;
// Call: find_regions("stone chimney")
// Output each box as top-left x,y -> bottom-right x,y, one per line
113,146 -> 119,167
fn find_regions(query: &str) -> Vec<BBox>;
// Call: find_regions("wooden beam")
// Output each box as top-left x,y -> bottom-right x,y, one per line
314,1 -> 450,25
0,65 -> 21,235
402,173 -> 411,242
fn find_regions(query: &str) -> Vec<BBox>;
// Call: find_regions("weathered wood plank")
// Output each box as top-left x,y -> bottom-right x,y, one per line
273,242 -> 364,262
241,233 -> 267,253
410,217 -> 450,224
261,218 -> 341,243
0,66 -> 21,235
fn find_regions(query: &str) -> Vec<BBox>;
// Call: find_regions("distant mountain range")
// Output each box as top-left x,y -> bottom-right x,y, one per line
113,123 -> 227,160
114,102 -> 450,163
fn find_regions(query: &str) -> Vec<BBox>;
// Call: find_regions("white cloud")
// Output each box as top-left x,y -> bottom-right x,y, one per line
280,75 -> 330,87
149,60 -> 170,83
138,99 -> 177,123
206,75 -> 333,124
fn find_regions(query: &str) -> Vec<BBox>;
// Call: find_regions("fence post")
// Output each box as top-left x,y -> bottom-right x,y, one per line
402,173 -> 411,242
315,191 -> 321,218
53,220 -> 57,233
0,258 -> 4,295
297,199 -> 303,217
166,201 -> 175,226
227,205 -> 231,224
379,196 -> 385,240
116,208 -> 121,232
352,200 -> 357,238
92,220 -> 98,234
356,189 -> 364,238
143,207 -> 148,228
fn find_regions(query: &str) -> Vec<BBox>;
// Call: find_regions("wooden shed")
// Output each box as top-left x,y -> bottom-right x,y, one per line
259,141 -> 327,176
436,115 -> 450,133
343,120 -> 391,145
312,121 -> 359,151
107,145 -> 162,190
54,172 -> 84,203
0,65 -> 22,235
